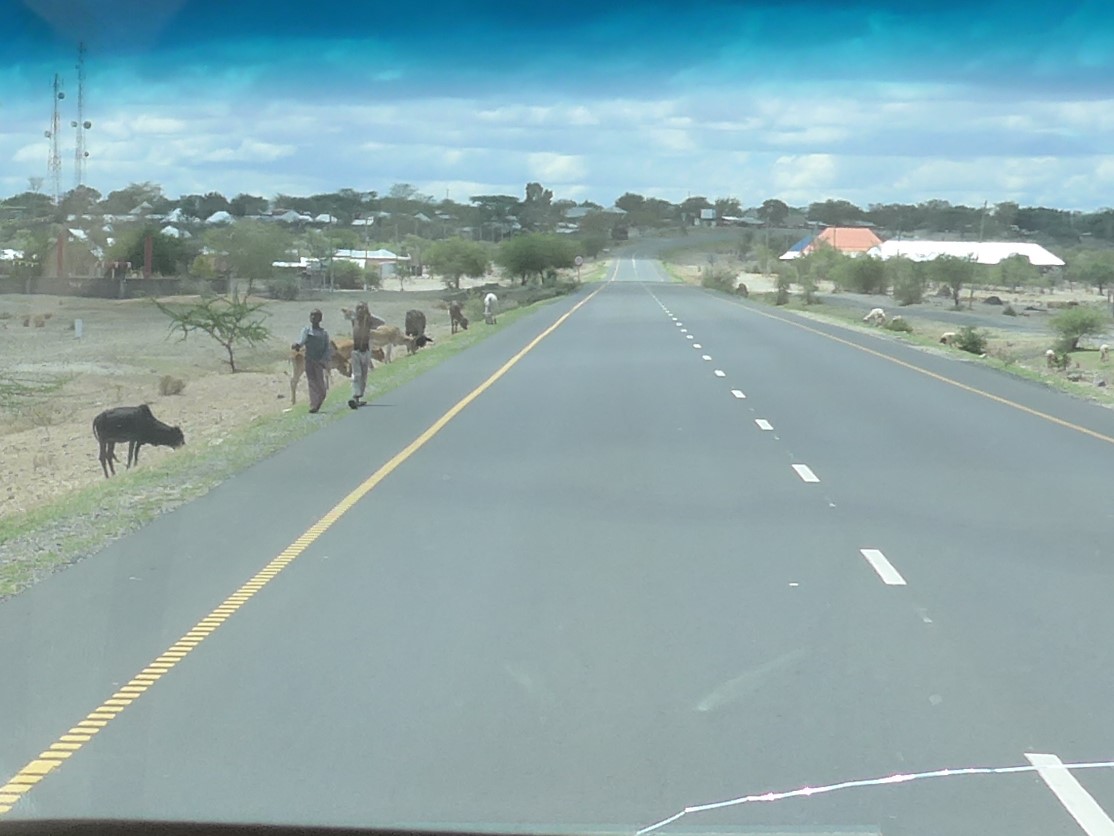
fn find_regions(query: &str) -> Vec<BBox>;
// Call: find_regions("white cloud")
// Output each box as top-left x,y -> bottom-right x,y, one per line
527,152 -> 586,183
201,139 -> 296,163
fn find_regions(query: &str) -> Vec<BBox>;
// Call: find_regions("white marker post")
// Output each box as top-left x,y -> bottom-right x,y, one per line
575,255 -> 583,282
74,318 -> 83,339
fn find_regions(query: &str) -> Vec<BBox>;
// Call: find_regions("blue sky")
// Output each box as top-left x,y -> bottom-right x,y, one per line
3,0 -> 1114,208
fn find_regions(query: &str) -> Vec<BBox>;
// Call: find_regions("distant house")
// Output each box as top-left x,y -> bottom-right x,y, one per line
313,213 -> 339,224
780,226 -> 882,259
333,247 -> 412,277
868,240 -> 1064,267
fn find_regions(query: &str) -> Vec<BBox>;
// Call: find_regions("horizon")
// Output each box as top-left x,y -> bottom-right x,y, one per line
4,1 -> 1114,210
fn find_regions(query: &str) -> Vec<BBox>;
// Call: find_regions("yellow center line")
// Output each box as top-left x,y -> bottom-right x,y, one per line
0,278 -> 611,817
732,297 -> 1114,447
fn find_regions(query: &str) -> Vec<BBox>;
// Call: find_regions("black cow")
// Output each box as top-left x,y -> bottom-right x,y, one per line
93,404 -> 185,478
405,309 -> 427,339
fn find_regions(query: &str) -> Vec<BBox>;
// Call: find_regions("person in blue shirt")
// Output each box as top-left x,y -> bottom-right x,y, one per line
292,308 -> 332,413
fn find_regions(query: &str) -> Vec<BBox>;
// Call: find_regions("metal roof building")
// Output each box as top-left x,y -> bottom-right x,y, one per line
867,240 -> 1064,267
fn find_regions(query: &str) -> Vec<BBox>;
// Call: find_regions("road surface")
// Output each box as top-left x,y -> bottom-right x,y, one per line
2,256 -> 1114,836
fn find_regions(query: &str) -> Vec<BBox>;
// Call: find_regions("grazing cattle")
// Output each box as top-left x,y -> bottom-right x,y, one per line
405,309 -> 427,339
93,404 -> 185,478
370,325 -> 433,363
449,300 -> 469,333
940,331 -> 958,345
863,307 -> 886,326
484,292 -> 498,325
290,342 -> 350,405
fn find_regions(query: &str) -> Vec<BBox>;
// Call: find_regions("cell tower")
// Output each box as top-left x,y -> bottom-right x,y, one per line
71,42 -> 92,189
45,73 -> 65,204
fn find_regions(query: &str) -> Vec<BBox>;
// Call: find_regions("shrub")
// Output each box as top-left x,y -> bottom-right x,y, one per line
1002,304 -> 1018,316
266,277 -> 300,301
331,261 -> 364,290
885,317 -> 913,332
701,266 -> 736,293
955,325 -> 988,355
158,375 -> 186,396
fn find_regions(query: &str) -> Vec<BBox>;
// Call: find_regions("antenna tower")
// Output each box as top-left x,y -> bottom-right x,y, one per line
72,42 -> 92,189
45,73 -> 65,204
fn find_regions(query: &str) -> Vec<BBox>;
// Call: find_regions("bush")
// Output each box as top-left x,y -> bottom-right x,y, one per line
890,258 -> 926,305
158,375 -> 186,396
331,261 -> 365,290
1003,304 -> 1018,316
885,317 -> 913,332
1050,305 -> 1109,350
266,277 -> 300,301
701,266 -> 736,293
955,325 -> 988,355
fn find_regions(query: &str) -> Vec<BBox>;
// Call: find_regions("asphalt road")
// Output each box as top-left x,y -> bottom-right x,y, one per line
3,257 -> 1114,836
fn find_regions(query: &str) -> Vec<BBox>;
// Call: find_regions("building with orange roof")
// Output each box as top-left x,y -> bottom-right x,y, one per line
780,226 -> 883,260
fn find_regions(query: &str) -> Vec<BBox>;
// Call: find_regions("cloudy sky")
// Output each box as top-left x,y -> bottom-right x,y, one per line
3,0 -> 1114,209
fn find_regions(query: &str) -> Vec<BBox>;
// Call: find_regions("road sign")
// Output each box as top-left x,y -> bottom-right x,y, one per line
574,256 -> 584,266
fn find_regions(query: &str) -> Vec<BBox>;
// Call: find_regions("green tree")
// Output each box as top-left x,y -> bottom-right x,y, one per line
929,255 -> 974,307
426,237 -> 490,290
230,193 -> 270,217
497,234 -> 576,285
1067,250 -> 1114,293
518,181 -> 554,231
203,220 -> 291,284
1051,306 -> 1109,351
100,181 -> 164,214
888,257 -> 926,305
758,198 -> 789,227
110,226 -> 193,276
834,256 -> 887,294
58,185 -> 101,217
715,197 -> 743,218
153,289 -> 271,372
808,199 -> 865,227
997,254 -> 1040,291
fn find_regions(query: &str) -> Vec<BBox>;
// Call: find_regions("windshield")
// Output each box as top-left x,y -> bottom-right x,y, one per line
3,2 -> 1114,835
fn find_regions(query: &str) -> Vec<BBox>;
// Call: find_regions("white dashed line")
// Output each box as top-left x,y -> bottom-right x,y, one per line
859,549 -> 906,585
731,389 -> 745,399
686,335 -> 694,340
702,355 -> 711,361
680,328 -> 687,333
1027,753 -> 1114,836
714,369 -> 726,377
792,464 -> 819,483
692,343 -> 702,349
755,419 -> 772,430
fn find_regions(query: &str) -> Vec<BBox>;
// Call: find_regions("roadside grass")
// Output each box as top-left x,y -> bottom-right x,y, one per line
739,289 -> 1114,408
0,292 -> 568,600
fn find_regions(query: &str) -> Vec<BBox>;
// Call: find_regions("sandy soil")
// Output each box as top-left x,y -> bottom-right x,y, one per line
0,279 -> 495,520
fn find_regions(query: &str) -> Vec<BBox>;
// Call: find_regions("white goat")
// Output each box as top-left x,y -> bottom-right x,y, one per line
1101,344 -> 1110,362
863,307 -> 886,326
940,331 -> 958,345
1046,348 -> 1057,367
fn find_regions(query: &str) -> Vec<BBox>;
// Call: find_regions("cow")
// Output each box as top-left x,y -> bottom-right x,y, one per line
405,309 -> 427,340
290,342 -> 351,405
449,300 -> 469,333
370,325 -> 433,363
93,404 -> 185,478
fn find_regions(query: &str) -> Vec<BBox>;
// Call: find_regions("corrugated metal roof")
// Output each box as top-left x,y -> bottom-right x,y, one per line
869,240 -> 1064,267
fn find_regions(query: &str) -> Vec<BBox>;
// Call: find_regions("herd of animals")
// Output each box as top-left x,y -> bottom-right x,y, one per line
91,294 -> 497,478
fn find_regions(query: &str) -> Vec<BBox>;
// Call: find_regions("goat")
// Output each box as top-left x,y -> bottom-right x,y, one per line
405,309 -> 427,339
341,306 -> 386,330
940,331 -> 958,345
1101,344 -> 1109,362
449,300 -> 469,333
1046,348 -> 1057,368
93,404 -> 184,478
370,325 -> 433,363
484,292 -> 498,325
863,307 -> 886,326
290,342 -> 350,405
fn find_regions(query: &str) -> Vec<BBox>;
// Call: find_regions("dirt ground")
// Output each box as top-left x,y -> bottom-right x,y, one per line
0,276 -> 497,520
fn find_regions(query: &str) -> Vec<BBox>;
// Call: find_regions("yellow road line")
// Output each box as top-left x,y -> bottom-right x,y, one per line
0,280 -> 610,817
731,298 -> 1114,447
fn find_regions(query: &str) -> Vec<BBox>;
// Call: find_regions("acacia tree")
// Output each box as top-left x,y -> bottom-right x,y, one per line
153,289 -> 271,372
930,255 -> 974,308
496,234 -> 576,285
426,237 -> 489,290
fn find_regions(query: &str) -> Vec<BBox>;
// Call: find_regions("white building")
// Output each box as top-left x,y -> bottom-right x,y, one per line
868,240 -> 1064,267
